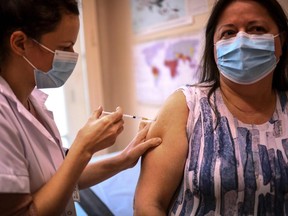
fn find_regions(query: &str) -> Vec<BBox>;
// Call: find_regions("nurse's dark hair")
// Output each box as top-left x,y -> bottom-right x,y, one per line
0,0 -> 79,65
199,0 -> 288,100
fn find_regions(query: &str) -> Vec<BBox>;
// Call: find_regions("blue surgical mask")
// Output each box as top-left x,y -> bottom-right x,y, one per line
215,31 -> 278,85
23,40 -> 79,89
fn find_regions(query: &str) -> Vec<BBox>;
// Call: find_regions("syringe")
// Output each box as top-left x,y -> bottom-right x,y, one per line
102,111 -> 155,122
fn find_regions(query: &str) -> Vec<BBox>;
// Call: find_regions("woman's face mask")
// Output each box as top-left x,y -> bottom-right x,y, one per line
215,31 -> 279,85
23,40 -> 79,89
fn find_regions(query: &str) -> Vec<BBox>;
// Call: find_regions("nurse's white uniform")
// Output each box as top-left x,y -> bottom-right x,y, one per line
0,76 -> 76,215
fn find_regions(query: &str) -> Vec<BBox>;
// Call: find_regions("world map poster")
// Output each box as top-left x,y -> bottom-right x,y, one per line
133,34 -> 203,105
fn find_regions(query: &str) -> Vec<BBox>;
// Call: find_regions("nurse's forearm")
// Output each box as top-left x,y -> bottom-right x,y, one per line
78,155 -> 123,189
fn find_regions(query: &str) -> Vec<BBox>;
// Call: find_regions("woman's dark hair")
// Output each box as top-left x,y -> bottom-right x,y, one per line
0,0 -> 79,65
200,0 -> 288,100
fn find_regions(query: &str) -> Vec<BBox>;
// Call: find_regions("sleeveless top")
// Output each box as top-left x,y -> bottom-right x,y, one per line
169,85 -> 288,216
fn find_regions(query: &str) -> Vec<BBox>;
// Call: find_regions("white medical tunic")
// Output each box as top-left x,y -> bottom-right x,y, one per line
0,77 -> 76,215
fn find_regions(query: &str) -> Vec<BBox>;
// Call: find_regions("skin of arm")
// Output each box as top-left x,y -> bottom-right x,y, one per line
134,90 -> 189,215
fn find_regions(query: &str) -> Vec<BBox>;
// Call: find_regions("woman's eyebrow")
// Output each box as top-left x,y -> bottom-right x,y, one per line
216,24 -> 235,33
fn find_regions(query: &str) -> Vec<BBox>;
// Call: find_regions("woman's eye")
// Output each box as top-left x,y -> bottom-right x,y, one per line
248,26 -> 266,34
221,30 -> 237,39
62,46 -> 74,52
63,47 -> 71,51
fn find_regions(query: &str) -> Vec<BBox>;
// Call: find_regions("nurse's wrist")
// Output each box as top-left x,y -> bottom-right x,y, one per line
69,141 -> 93,164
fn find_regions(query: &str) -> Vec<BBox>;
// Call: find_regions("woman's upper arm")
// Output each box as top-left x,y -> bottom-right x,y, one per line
134,90 -> 189,214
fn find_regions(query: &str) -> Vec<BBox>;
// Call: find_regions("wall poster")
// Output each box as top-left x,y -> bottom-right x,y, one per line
133,33 -> 203,105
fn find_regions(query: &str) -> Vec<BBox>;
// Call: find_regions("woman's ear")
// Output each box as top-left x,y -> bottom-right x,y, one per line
10,31 -> 29,56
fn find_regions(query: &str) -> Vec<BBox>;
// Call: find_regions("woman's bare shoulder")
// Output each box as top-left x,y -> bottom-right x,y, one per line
146,90 -> 188,144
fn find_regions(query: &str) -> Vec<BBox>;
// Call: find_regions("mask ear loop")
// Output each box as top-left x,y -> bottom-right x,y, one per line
278,31 -> 288,48
274,32 -> 285,63
32,39 -> 55,54
22,55 -> 37,70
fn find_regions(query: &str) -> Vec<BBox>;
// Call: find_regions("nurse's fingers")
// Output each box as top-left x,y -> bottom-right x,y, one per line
91,106 -> 103,119
138,121 -> 150,131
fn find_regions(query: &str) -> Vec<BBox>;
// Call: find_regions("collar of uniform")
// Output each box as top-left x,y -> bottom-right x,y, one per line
0,76 -> 49,113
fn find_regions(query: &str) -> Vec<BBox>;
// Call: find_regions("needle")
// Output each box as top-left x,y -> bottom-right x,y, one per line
102,111 -> 155,122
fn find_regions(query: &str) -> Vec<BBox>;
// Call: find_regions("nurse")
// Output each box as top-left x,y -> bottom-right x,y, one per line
0,0 -> 161,215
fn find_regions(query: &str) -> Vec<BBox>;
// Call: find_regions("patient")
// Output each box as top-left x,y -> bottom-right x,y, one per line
134,0 -> 288,215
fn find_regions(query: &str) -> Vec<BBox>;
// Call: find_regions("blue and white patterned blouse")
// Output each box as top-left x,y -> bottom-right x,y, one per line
169,84 -> 288,216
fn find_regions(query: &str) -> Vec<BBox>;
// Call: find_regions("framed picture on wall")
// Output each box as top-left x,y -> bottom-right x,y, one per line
130,0 -> 209,34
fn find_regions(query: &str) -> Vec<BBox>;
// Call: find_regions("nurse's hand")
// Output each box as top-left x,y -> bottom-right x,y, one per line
73,106 -> 124,157
116,121 -> 162,171
76,117 -> 162,189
